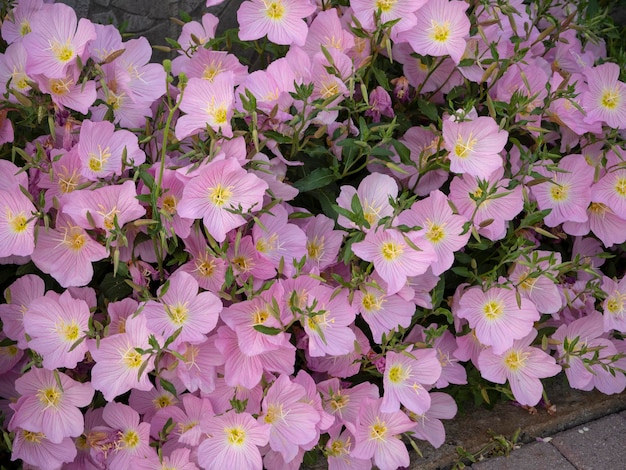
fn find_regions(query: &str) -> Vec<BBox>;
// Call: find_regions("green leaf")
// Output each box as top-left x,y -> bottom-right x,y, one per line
159,378 -> 178,398
293,168 -> 335,192
253,325 -> 283,335
417,98 -> 439,121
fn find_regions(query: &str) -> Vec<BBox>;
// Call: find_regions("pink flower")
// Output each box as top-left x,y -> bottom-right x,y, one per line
302,9 -> 354,58
456,285 -> 540,355
302,286 -> 357,357
78,119 -> 145,180
591,168 -> 626,217
215,325 -> 295,389
10,428 -> 77,469
89,314 -> 157,401
354,280 -> 415,343
1,0 -> 45,44
400,0 -> 470,64
181,48 -> 248,85
237,0 -> 316,46
351,0 -> 424,38
318,379 -> 380,433
303,214 -> 345,273
179,228 -> 226,291
0,274 -> 45,349
102,402 -> 154,470
177,13 -> 219,51
143,270 -> 222,347
175,74 -> 235,140
442,116 -> 508,178
151,393 -> 213,447
478,330 -> 561,406
337,172 -> 398,231
11,368 -> 94,443
583,62 -> 626,129
381,348 -> 442,415
366,86 -> 394,123
23,290 -> 90,370
398,189 -> 470,275
352,227 -> 436,295
449,169 -> 524,241
509,250 -> 564,315
259,374 -> 321,462
0,189 -> 36,258
23,2 -> 96,78
351,398 -> 415,470
252,204 -> 307,277
31,214 -> 107,287
62,179 -> 146,234
35,67 -> 97,114
177,158 -> 268,243
411,392 -> 457,448
531,154 -> 593,227
601,275 -> 626,333
197,410 -> 270,470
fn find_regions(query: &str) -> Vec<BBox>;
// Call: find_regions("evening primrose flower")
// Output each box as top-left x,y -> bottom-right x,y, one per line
456,285 -> 540,355
442,116 -> 508,178
583,62 -> 626,129
478,330 -> 561,406
236,0 -> 316,46
11,368 -> 94,443
400,0 -> 470,64
351,398 -> 416,470
352,227 -> 436,295
23,290 -> 90,370
197,410 -> 270,470
22,2 -> 96,78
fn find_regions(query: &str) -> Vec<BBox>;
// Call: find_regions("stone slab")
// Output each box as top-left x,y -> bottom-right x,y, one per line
550,414 -> 626,470
470,442 -> 575,470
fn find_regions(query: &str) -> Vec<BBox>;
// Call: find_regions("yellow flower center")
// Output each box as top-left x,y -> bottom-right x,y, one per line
8,210 -> 28,233
430,20 -> 451,43
327,438 -> 349,457
202,63 -> 223,82
97,204 -> 121,231
225,427 -> 246,446
22,430 -> 45,443
153,395 -> 173,409
60,320 -> 81,342
233,255 -> 251,273
614,177 -> 626,197
87,145 -> 111,173
589,202 -> 607,215
361,292 -> 383,312
387,364 -> 409,384
213,107 -> 228,124
549,183 -> 569,202
208,184 -> 233,207
264,404 -> 283,424
483,299 -> 504,320
600,87 -> 621,110
320,80 -> 340,99
307,236 -> 324,261
121,430 -> 140,448
368,418 -> 388,441
328,393 -> 349,412
375,0 -> 397,13
195,256 -> 216,278
123,349 -> 143,369
253,308 -> 270,325
161,194 -> 177,215
264,0 -> 285,20
20,20 -> 31,36
52,40 -> 74,63
256,233 -> 279,254
62,226 -> 87,251
606,295 -> 624,316
49,78 -> 73,96
37,386 -> 61,409
380,241 -> 403,261
166,302 -> 188,326
58,167 -> 80,193
454,134 -> 477,159
425,220 -> 446,244
503,350 -> 528,371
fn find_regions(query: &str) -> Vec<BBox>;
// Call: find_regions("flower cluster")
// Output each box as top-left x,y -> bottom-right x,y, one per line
0,0 -> 625,469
